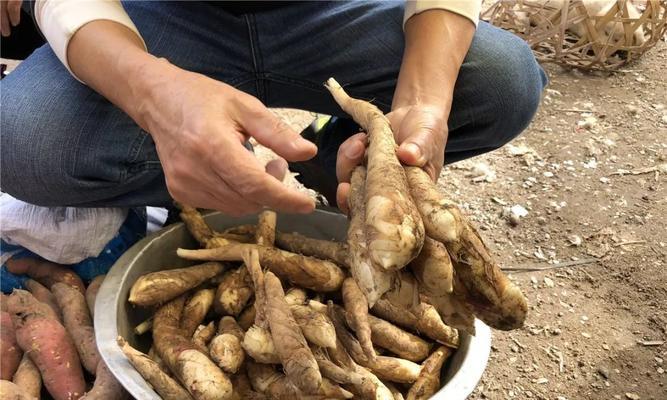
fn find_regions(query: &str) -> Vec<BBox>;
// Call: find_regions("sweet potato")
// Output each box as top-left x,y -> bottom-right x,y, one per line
342,278 -> 375,361
5,257 -> 85,294
0,380 -> 36,400
180,288 -> 215,337
1,311 -> 22,380
371,299 -> 459,348
80,361 -> 128,400
7,290 -> 86,400
347,167 -> 396,305
12,354 -> 41,399
52,282 -> 101,375
405,166 -> 528,330
213,268 -> 253,317
325,78 -> 424,271
405,346 -> 451,400
178,244 -> 345,292
117,337 -> 193,400
128,262 -> 226,307
85,275 -> 105,318
153,296 -> 232,400
275,232 -> 350,268
24,279 -> 62,320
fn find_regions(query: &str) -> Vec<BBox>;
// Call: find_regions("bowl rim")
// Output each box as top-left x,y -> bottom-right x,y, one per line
95,210 -> 491,400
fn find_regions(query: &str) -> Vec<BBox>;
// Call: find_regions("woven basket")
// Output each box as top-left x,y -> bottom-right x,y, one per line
482,0 -> 667,70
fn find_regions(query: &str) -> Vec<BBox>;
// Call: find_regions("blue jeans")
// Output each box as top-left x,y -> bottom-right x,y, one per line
0,1 -> 547,208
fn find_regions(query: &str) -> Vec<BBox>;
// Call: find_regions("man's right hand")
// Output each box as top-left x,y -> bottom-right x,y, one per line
68,20 -> 316,216
1,0 -> 21,37
137,62 -> 317,216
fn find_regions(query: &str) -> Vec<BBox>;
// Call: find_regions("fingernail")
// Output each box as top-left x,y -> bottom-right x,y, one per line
345,141 -> 364,158
403,143 -> 424,162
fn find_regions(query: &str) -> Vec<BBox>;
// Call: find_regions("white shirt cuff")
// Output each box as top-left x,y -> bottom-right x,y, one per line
404,0 -> 482,28
35,0 -> 147,82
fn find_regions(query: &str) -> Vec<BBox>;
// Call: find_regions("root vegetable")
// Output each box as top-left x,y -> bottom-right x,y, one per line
290,304 -> 337,349
117,337 -> 193,400
385,382 -> 405,400
347,167 -> 396,305
85,275 -> 105,318
366,314 -> 431,362
52,282 -> 101,375
242,325 -> 280,364
329,302 -> 421,384
230,372 -> 266,400
213,268 -> 253,316
325,78 -> 424,271
423,288 -> 476,335
179,205 -> 217,247
1,311 -> 21,381
12,354 -> 41,399
382,271 -> 419,309
178,244 -> 345,292
7,290 -> 85,400
411,237 -> 453,294
192,322 -> 216,352
24,279 -> 62,319
405,166 -> 528,330
5,258 -> 85,294
342,278 -> 375,361
80,361 -> 128,400
255,210 -> 277,246
247,362 -> 352,399
148,346 -> 170,374
263,268 -> 322,393
0,380 -> 36,400
371,299 -> 459,348
284,287 -> 308,306
237,304 -> 256,331
181,288 -> 215,337
134,317 -> 154,335
275,232 -> 350,268
312,350 -> 363,386
209,317 -> 245,373
153,296 -> 232,400
406,346 -> 451,400
128,262 -> 226,307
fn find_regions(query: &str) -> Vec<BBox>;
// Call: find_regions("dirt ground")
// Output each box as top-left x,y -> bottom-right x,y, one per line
2,26 -> 665,400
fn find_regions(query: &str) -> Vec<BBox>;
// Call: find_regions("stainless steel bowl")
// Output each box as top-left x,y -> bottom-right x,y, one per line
95,210 -> 490,399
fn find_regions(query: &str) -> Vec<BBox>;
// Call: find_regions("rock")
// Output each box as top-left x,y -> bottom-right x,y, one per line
598,367 -> 610,379
544,277 -> 555,288
577,116 -> 598,130
626,105 -> 639,115
625,393 -> 640,400
568,235 -> 583,246
468,162 -> 496,183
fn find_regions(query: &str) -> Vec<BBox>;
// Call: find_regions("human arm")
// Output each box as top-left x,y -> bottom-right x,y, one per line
37,0 -> 317,216
336,6 -> 477,212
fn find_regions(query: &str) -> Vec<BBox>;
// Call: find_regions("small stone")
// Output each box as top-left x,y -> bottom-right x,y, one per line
657,367 -> 664,374
625,393 -> 640,400
577,116 -> 598,129
602,344 -> 610,350
600,177 -> 610,184
661,115 -> 667,124
543,171 -> 554,178
535,377 -> 548,384
626,105 -> 639,115
544,277 -> 555,288
508,204 -> 529,226
582,332 -> 592,338
568,235 -> 583,246
531,276 -> 538,284
598,367 -> 610,379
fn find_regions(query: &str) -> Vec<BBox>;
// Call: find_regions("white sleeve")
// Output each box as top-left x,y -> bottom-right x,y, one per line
404,0 -> 482,28
35,0 -> 147,80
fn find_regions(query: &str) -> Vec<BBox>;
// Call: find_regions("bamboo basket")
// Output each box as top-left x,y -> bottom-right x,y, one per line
482,0 -> 667,70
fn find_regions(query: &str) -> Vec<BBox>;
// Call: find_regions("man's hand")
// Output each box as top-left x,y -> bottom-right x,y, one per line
335,9 -> 475,213
68,20 -> 316,216
1,0 -> 21,37
140,64 -> 317,216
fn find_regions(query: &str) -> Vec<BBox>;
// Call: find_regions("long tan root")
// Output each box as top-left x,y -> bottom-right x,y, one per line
153,296 -> 232,400
178,244 -> 344,292
406,346 -> 452,400
117,337 -> 193,400
128,262 -> 226,307
0,380 -> 36,400
11,354 -> 41,399
255,210 -> 277,246
371,299 -> 459,348
347,167 -> 396,306
80,361 -> 128,400
85,275 -> 105,318
192,322 -> 216,352
179,205 -> 217,247
405,166 -> 528,330
342,278 -> 375,361
247,361 -> 352,399
367,315 -> 431,362
242,325 -> 280,364
213,267 -> 253,316
290,304 -> 337,349
411,237 -> 453,294
275,232 -> 350,268
326,78 -> 424,271
181,288 -> 215,337
209,317 -> 245,374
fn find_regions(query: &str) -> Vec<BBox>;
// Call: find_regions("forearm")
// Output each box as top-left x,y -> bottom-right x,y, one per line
393,10 -> 476,113
68,21 -> 167,130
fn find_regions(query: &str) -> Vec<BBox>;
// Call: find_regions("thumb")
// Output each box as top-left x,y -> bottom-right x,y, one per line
397,129 -> 433,168
237,102 -> 317,162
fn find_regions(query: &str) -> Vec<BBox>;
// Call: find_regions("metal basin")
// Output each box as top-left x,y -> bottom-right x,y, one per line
95,210 -> 491,399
